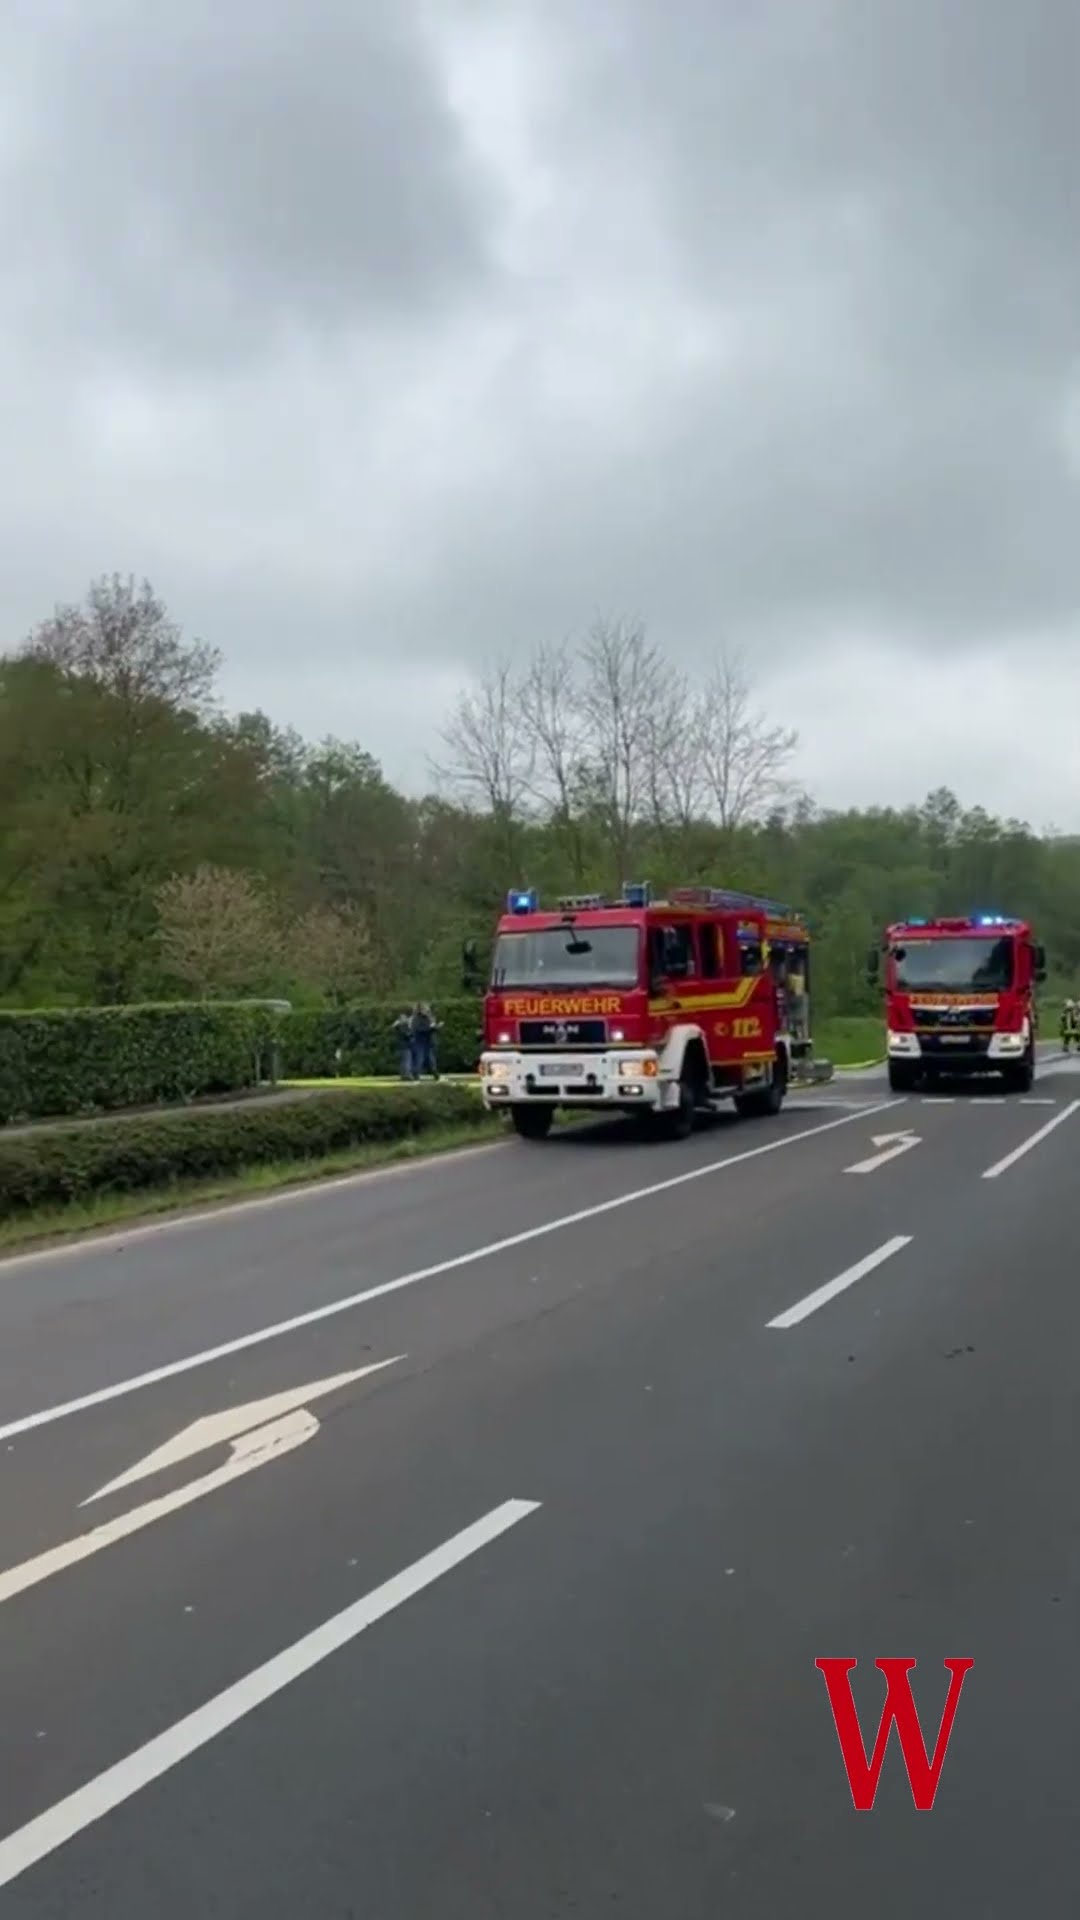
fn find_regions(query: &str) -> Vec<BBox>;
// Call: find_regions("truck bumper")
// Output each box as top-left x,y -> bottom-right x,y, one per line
887,1029 -> 1030,1070
478,1050 -> 672,1111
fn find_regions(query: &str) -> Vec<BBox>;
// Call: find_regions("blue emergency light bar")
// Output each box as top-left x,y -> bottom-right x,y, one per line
506,888 -> 538,914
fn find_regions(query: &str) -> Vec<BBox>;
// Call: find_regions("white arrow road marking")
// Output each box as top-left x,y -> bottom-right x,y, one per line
767,1236 -> 912,1329
82,1359 -> 401,1505
0,1359 -> 403,1609
844,1132 -> 921,1174
0,1498 -> 541,1892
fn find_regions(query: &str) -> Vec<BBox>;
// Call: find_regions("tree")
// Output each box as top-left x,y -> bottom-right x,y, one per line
22,574 -> 220,714
291,903 -> 375,1003
155,865 -> 283,997
695,649 -> 799,833
578,615 -> 667,888
430,662 -> 534,881
520,641 -> 589,879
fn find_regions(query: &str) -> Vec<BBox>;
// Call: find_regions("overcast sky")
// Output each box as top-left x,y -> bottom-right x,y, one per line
4,0 -> 1080,828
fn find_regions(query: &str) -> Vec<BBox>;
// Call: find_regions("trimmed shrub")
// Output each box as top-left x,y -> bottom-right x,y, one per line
279,999 -> 483,1079
0,1002 -> 280,1125
0,1084 -> 494,1215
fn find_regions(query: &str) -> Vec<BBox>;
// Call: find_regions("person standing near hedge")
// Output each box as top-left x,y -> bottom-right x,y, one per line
410,1002 -> 440,1079
391,1009 -> 415,1079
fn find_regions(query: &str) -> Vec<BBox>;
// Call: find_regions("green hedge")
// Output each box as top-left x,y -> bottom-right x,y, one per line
279,999 -> 483,1079
0,1003 -> 279,1125
0,1084 -> 494,1215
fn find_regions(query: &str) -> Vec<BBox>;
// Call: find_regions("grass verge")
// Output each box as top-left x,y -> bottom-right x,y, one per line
0,1113 -> 508,1255
815,1015 -> 883,1067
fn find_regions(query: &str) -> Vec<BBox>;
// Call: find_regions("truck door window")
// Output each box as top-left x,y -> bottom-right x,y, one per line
650,923 -> 694,980
740,938 -> 764,975
697,922 -> 722,978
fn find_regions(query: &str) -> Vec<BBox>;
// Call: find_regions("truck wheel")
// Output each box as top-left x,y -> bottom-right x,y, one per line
735,1050 -> 788,1119
887,1060 -> 918,1093
1003,1048 -> 1035,1095
510,1104 -> 554,1139
659,1068 -> 697,1140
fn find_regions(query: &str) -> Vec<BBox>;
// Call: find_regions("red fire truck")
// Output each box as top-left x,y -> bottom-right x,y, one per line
868,913 -> 1046,1093
471,882 -> 829,1140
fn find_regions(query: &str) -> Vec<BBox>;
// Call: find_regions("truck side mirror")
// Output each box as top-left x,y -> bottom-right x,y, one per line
1034,943 -> 1047,983
865,946 -> 880,982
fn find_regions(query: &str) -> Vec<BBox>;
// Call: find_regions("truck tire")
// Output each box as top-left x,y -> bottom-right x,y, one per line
887,1060 -> 918,1093
658,1065 -> 697,1140
510,1103 -> 554,1140
735,1050 -> 788,1119
1003,1046 -> 1035,1095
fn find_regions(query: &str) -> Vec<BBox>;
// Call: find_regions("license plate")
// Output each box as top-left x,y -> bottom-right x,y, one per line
940,1035 -> 969,1045
541,1061 -> 582,1076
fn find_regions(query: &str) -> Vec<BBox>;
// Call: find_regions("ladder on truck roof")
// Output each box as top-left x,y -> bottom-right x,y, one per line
668,885 -> 803,921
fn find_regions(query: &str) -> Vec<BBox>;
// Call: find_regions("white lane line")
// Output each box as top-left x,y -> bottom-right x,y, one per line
922,1097 -> 955,1105
981,1099 -> 1080,1180
0,1100 -> 902,1445
0,1498 -> 540,1892
1020,1098 -> 1055,1106
766,1236 -> 912,1329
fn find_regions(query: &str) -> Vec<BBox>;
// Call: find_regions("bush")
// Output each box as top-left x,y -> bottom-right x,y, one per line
0,1084 -> 493,1215
0,1002 -> 280,1125
280,999 -> 483,1079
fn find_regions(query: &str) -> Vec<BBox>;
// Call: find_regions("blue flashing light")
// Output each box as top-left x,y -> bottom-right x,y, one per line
975,912 -> 1012,926
622,881 -> 650,907
507,887 -> 538,915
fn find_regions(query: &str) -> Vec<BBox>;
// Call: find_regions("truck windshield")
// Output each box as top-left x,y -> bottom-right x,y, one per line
891,936 -> 1014,993
492,925 -> 640,989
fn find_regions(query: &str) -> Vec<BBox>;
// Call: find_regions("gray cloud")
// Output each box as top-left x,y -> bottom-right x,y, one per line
2,0 -> 1080,823
2,0 -> 497,367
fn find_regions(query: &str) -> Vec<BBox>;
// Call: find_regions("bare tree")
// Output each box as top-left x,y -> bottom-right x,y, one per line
22,574 -> 220,715
430,660 -> 534,877
292,902 -> 374,1004
578,615 -> 667,886
696,649 -> 798,833
641,668 -> 702,837
155,864 -> 283,996
520,640 -> 589,880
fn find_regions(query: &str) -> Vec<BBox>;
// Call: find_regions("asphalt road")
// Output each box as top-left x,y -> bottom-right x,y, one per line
1,1054 -> 1078,1916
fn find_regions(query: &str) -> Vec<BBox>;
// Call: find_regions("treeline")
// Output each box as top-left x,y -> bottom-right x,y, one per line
2,576 -> 1078,1017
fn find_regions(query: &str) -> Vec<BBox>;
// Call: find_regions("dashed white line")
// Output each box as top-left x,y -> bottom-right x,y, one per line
0,1498 -> 541,1892
981,1099 -> 1080,1179
766,1236 -> 912,1329
0,1099 -> 903,1444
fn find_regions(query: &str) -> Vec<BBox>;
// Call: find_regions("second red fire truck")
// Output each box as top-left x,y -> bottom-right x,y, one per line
472,882 -> 830,1139
868,913 -> 1045,1093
